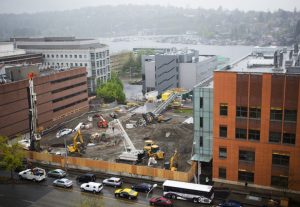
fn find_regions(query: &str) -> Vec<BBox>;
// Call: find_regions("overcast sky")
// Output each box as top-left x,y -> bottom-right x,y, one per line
0,0 -> 299,14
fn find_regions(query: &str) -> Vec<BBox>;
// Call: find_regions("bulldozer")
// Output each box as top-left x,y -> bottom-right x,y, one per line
67,129 -> 85,154
144,140 -> 164,160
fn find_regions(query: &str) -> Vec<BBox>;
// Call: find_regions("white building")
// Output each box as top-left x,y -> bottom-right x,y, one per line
0,42 -> 25,57
12,37 -> 110,94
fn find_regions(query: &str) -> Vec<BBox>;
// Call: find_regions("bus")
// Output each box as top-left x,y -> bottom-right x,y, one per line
162,180 -> 214,204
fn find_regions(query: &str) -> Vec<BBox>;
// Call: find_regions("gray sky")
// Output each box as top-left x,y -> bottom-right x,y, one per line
0,0 -> 299,14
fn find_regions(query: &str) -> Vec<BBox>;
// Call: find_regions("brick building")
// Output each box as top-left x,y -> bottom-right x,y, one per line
0,67 -> 88,138
213,48 -> 300,191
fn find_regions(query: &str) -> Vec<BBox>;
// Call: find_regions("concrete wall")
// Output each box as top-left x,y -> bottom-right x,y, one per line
155,55 -> 178,94
179,63 -> 196,89
145,61 -> 155,90
213,71 -> 300,191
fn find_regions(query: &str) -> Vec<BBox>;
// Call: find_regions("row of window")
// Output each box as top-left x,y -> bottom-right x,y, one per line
90,51 -> 109,60
218,168 -> 288,188
91,59 -> 109,68
219,104 -> 297,122
45,54 -> 88,59
51,74 -> 86,84
52,90 -> 87,103
219,126 -> 296,145
45,62 -> 88,67
52,82 -> 86,94
53,98 -> 88,112
219,149 -> 290,167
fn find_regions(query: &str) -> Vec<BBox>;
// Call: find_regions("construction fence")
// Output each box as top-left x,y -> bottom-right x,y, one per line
24,151 -> 196,182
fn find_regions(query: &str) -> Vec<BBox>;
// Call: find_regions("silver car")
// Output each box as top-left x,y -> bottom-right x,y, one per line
102,177 -> 122,188
48,169 -> 66,178
53,178 -> 73,188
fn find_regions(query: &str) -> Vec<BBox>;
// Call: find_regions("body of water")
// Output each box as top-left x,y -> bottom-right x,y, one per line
99,36 -> 254,62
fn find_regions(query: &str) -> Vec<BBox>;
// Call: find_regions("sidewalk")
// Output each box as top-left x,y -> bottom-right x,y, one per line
214,181 -> 300,207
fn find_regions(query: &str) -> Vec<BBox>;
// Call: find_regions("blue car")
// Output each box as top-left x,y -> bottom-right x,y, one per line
218,200 -> 243,207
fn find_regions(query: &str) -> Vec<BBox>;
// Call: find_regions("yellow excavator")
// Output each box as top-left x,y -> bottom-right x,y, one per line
164,149 -> 178,171
67,129 -> 84,153
144,140 -> 164,160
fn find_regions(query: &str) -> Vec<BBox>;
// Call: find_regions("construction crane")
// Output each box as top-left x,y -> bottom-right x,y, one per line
143,140 -> 164,160
28,72 -> 41,151
112,119 -> 144,163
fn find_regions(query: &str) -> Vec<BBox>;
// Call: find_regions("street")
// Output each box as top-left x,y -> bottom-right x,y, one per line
0,170 -> 209,207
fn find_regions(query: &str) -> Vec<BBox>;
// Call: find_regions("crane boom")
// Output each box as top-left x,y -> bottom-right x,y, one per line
113,119 -> 136,152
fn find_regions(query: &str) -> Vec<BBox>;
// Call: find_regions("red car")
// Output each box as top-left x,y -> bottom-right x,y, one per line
149,196 -> 173,207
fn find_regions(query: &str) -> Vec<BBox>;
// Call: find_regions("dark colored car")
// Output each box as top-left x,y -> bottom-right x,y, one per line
76,173 -> 96,183
131,183 -> 152,192
149,196 -> 173,207
218,200 -> 243,207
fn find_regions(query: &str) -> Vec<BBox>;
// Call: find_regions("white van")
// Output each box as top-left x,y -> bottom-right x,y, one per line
80,182 -> 103,193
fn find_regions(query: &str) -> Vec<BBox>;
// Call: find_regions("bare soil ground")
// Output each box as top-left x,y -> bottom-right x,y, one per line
40,108 -> 194,172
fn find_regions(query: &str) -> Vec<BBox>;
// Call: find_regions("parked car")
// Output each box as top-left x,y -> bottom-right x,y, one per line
218,200 -> 243,207
131,183 -> 152,192
80,182 -> 103,194
114,188 -> 138,200
102,177 -> 122,187
19,167 -> 46,182
53,178 -> 73,188
56,128 -> 72,138
149,196 -> 173,207
76,173 -> 96,183
47,169 -> 66,178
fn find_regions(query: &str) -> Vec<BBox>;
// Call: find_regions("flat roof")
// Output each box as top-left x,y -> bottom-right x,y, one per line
163,180 -> 212,192
17,43 -> 106,50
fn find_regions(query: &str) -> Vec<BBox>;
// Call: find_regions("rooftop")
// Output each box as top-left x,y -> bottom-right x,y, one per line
220,46 -> 300,75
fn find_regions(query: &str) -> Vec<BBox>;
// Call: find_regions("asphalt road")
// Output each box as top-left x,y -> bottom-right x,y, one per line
0,170 -> 211,207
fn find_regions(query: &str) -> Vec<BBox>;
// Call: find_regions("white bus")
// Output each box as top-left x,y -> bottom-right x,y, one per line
162,180 -> 214,204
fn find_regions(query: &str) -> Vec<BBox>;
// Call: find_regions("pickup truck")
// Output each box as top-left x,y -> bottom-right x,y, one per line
19,167 -> 46,182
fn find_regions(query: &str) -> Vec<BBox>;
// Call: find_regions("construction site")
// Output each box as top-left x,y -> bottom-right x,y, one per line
38,88 -> 194,172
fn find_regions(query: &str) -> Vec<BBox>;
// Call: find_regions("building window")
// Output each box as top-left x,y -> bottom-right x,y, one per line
200,136 -> 203,147
70,63 -> 73,67
219,126 -> 227,138
219,147 -> 227,159
236,106 -> 247,118
65,54 -> 67,58
238,171 -> 254,183
284,110 -> 297,122
79,55 -> 82,58
47,54 -> 50,58
200,97 -> 203,108
80,63 -> 83,67
84,55 -> 87,58
75,63 -> 78,67
219,168 -> 226,179
51,54 -> 54,58
60,54 -> 63,58
74,55 -> 77,58
239,150 -> 255,162
236,128 -> 247,140
56,54 -> 59,58
248,129 -> 260,141
270,108 -> 282,121
271,176 -> 288,188
85,63 -> 88,67
269,132 -> 281,143
90,53 -> 95,60
249,107 -> 261,119
200,117 -> 203,128
272,153 -> 289,167
70,55 -> 73,58
220,103 -> 228,116
282,133 -> 295,145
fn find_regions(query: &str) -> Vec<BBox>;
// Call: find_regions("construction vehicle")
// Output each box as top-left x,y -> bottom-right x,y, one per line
112,119 -> 144,163
165,150 -> 178,171
144,140 -> 164,160
28,72 -> 42,151
96,115 -> 108,128
67,123 -> 85,153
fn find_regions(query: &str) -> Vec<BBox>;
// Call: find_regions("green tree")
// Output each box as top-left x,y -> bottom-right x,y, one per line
96,73 -> 126,104
0,136 -> 25,179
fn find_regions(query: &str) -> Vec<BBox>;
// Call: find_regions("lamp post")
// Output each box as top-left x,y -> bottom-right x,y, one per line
63,137 -> 68,173
146,184 -> 157,199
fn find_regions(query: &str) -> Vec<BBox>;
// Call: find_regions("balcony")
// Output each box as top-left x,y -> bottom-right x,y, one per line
271,165 -> 289,176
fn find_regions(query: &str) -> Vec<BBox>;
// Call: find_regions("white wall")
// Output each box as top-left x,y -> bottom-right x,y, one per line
145,61 -> 155,88
179,63 -> 197,90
